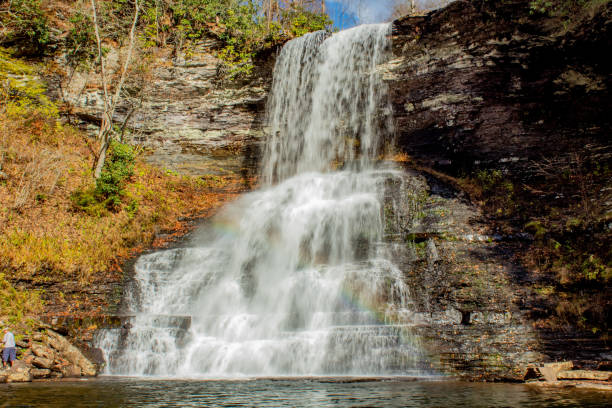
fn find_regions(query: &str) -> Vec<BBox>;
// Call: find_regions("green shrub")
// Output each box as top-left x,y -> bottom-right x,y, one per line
72,140 -> 135,214
70,188 -> 107,216
96,140 -> 135,200
280,5 -> 332,38
167,0 -> 332,78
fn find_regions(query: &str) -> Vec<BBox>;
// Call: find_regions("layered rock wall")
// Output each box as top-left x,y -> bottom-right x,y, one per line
53,38 -> 276,180
387,0 -> 611,174
44,1 -> 611,381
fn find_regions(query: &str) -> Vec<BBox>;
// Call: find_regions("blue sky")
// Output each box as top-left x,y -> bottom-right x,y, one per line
326,0 -> 396,29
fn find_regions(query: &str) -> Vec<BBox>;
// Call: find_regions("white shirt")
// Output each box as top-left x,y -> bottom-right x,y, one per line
2,331 -> 15,348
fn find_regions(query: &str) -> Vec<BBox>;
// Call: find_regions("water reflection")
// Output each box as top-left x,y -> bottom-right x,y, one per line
2,379 -> 610,407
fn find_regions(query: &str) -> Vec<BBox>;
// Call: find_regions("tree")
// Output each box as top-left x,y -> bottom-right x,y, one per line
262,0 -> 327,26
391,0 -> 416,19
391,0 -> 452,19
91,0 -> 141,179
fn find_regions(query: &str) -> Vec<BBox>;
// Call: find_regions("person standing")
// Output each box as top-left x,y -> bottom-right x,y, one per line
2,327 -> 16,368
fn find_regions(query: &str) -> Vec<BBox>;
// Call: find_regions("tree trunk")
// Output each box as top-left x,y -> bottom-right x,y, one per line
92,0 -> 141,179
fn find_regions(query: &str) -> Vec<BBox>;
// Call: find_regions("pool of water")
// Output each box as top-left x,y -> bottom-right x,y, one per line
1,378 -> 610,407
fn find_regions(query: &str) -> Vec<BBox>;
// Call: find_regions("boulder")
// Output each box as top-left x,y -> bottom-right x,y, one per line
557,370 -> 612,381
30,368 -> 51,379
45,330 -> 97,376
31,332 -> 44,342
87,347 -> 106,367
32,356 -> 54,369
539,361 -> 573,382
60,365 -> 82,378
15,340 -> 29,348
32,343 -> 56,360
49,370 -> 63,378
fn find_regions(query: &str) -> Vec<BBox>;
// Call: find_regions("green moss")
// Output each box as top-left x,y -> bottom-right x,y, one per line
0,47 -> 58,117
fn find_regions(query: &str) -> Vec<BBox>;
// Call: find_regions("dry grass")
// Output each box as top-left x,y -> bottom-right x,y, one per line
0,111 -> 243,285
0,273 -> 44,331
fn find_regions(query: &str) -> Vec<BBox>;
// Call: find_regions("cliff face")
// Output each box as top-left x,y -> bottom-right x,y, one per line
53,37 -> 275,181
388,0 -> 611,173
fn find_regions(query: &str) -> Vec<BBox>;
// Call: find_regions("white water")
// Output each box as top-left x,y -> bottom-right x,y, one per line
97,24 -> 425,377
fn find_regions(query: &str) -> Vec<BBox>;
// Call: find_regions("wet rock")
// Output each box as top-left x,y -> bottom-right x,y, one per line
87,347 -> 106,367
557,370 -> 612,381
384,0 -> 612,381
49,370 -> 63,379
384,170 -> 545,381
60,365 -> 82,378
538,361 -> 574,382
45,330 -> 97,376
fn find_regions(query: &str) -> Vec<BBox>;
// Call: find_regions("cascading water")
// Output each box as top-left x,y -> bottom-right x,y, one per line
97,23 -> 426,377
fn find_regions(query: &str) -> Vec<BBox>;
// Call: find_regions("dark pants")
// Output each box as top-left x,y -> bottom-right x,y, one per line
2,347 -> 16,364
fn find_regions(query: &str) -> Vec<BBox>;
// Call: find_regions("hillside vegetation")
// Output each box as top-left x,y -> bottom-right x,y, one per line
0,0 -> 331,76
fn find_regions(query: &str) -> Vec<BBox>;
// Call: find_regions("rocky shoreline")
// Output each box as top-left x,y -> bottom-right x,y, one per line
0,325 -> 101,383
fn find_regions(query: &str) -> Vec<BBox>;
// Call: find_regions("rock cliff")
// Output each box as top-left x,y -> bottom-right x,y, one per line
385,0 -> 611,380
0,326 -> 100,383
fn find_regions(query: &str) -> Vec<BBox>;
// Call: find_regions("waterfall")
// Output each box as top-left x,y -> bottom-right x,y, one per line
97,24 -> 425,377
262,24 -> 393,183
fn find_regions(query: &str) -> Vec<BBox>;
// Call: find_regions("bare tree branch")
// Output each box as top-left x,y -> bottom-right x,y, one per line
92,0 -> 141,179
